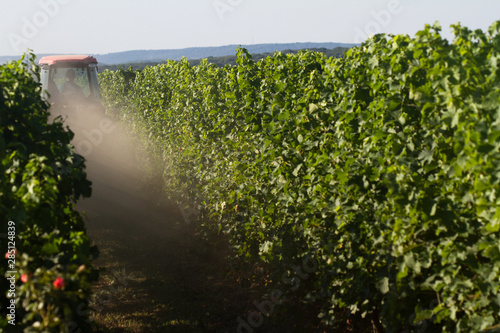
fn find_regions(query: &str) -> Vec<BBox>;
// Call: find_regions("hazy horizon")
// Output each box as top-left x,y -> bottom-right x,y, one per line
0,42 -> 356,59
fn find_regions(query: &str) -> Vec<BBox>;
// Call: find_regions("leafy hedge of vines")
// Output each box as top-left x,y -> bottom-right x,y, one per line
100,21 -> 500,332
1,54 -> 98,332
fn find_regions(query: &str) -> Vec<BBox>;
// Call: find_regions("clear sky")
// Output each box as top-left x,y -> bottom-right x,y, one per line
0,0 -> 499,56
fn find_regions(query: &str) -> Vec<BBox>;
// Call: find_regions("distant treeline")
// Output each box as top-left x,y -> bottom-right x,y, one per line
99,47 -> 350,72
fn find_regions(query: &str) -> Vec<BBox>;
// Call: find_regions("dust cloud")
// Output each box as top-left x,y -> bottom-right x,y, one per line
48,103 -> 252,332
50,103 -> 180,244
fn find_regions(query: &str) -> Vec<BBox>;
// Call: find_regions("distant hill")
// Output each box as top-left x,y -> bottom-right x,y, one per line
0,42 -> 356,65
188,46 -> 350,67
99,47 -> 352,71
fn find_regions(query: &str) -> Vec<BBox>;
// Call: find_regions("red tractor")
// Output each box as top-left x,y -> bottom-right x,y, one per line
39,55 -> 104,113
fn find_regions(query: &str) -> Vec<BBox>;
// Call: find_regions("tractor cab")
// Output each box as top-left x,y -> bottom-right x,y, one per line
39,55 -> 103,110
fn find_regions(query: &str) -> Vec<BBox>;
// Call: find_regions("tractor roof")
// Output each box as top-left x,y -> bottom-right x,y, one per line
38,55 -> 98,65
